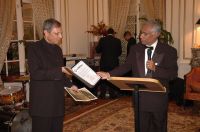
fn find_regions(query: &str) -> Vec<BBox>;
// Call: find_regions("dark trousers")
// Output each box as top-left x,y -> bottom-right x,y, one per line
139,111 -> 167,132
99,80 -> 120,98
32,116 -> 63,132
132,91 -> 168,132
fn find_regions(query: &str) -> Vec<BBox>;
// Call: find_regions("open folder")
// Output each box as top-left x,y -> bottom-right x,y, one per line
65,61 -> 100,88
108,77 -> 166,92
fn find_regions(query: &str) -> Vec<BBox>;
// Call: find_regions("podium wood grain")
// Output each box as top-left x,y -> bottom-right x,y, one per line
108,77 -> 166,92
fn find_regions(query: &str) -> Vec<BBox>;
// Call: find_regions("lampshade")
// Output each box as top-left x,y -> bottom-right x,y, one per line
196,18 -> 200,24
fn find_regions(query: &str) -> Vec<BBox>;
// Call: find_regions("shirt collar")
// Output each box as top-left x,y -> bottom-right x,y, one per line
146,40 -> 158,50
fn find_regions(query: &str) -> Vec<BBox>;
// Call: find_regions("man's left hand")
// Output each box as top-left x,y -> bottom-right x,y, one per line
69,85 -> 79,92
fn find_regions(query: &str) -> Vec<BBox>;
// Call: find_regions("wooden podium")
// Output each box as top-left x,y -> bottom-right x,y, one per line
108,77 -> 166,92
108,77 -> 166,132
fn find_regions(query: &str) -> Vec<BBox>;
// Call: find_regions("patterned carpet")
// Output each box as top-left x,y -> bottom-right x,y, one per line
64,96 -> 200,132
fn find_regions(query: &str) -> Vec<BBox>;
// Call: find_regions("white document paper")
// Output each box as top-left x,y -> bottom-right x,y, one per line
71,61 -> 100,88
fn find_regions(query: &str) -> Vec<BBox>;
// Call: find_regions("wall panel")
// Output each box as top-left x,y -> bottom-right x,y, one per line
166,0 -> 200,78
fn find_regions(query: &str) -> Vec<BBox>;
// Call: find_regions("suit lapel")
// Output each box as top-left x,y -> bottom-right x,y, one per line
152,43 -> 164,67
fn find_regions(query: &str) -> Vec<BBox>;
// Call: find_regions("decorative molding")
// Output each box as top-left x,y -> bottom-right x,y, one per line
170,0 -> 173,33
183,0 -> 187,59
178,0 -> 180,57
193,0 -> 195,47
183,0 -> 195,59
66,0 -> 71,54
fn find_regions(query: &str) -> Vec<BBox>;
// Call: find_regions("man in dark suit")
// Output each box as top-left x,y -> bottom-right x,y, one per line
98,20 -> 178,132
123,31 -> 137,77
96,28 -> 122,98
124,31 -> 136,56
27,18 -> 78,132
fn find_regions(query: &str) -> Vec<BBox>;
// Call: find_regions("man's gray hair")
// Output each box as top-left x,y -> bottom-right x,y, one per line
43,18 -> 61,33
143,20 -> 161,33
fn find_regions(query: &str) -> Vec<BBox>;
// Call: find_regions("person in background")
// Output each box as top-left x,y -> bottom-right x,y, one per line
96,28 -> 122,99
123,31 -> 136,56
123,31 -> 137,77
27,18 -> 78,132
97,20 -> 178,132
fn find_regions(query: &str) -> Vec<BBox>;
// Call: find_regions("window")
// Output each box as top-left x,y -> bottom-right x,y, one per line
1,1 -> 39,76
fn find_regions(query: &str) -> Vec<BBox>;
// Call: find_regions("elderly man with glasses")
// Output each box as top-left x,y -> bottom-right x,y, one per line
97,20 -> 178,132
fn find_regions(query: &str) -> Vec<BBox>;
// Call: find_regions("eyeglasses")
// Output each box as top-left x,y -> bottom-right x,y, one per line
51,32 -> 62,36
139,31 -> 153,36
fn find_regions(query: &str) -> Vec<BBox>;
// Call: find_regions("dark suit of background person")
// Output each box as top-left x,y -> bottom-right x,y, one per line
123,31 -> 136,78
96,28 -> 122,98
124,31 -> 136,56
97,20 -> 178,132
27,18 -> 78,132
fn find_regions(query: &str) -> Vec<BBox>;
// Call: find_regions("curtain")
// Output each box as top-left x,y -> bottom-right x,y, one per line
32,0 -> 54,39
109,0 -> 131,39
141,0 -> 165,24
108,0 -> 131,64
0,0 -> 16,82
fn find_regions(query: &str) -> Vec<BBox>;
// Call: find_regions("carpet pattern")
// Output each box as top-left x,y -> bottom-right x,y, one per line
64,97 -> 200,132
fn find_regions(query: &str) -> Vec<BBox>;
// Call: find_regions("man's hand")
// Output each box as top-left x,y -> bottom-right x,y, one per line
97,71 -> 110,79
146,60 -> 156,71
62,67 -> 72,75
69,85 -> 79,92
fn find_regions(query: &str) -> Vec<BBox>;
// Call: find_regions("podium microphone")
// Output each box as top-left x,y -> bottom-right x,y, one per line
147,47 -> 153,74
147,47 -> 153,60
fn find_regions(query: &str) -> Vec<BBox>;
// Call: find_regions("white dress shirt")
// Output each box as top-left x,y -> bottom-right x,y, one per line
144,40 -> 158,75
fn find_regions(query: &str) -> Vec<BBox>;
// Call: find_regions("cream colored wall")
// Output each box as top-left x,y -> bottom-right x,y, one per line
54,0 -> 89,56
67,0 -> 89,56
166,0 -> 200,78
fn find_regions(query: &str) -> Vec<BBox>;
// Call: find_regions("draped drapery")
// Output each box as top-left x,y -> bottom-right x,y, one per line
0,0 -> 16,79
108,0 -> 131,64
140,0 -> 165,24
109,0 -> 131,39
108,0 -> 165,39
32,0 -> 54,39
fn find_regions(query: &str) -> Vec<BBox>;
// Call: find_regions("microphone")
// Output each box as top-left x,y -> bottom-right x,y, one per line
146,47 -> 153,76
147,47 -> 153,60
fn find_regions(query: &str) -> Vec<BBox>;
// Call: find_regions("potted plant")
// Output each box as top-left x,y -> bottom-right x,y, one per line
87,21 -> 108,37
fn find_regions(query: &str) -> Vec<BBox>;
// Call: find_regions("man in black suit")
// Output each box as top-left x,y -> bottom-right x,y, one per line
124,31 -> 136,56
123,31 -> 137,77
96,28 -> 122,98
27,18 -> 78,132
98,20 -> 178,132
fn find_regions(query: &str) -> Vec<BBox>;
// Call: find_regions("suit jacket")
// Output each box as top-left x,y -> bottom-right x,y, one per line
127,37 -> 136,56
27,38 -> 72,117
96,35 -> 122,71
110,41 -> 178,112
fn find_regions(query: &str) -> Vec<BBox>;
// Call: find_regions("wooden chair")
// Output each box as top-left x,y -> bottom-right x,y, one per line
184,67 -> 200,101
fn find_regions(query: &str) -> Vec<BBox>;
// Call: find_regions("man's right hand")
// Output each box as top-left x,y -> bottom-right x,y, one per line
97,71 -> 110,79
62,67 -> 72,75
